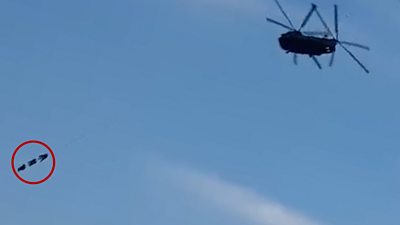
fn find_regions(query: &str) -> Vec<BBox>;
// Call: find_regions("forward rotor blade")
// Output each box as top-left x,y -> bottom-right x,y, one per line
329,52 -> 335,67
338,42 -> 370,73
299,4 -> 317,31
274,0 -> 295,29
334,5 -> 338,39
315,9 -> 334,37
340,41 -> 370,51
311,56 -> 322,69
293,54 -> 298,65
266,18 -> 293,30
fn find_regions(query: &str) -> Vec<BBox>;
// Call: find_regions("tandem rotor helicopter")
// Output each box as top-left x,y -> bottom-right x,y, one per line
266,0 -> 370,73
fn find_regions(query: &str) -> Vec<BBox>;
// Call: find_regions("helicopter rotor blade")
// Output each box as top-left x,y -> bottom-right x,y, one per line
334,4 -> 339,39
315,8 -> 334,37
340,41 -> 370,51
329,52 -> 335,67
311,56 -> 322,69
338,42 -> 370,73
273,0 -> 295,29
293,54 -> 298,65
266,18 -> 293,30
299,4 -> 317,31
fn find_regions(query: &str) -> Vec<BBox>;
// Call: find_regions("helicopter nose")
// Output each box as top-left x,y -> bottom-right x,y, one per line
325,46 -> 333,53
325,44 -> 336,53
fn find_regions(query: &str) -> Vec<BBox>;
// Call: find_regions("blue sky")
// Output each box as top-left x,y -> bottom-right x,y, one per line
0,0 -> 399,225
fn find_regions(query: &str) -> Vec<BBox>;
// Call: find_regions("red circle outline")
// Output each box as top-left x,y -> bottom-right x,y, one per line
11,140 -> 56,185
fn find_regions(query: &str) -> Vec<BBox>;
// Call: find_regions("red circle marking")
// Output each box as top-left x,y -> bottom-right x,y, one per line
11,140 -> 56,185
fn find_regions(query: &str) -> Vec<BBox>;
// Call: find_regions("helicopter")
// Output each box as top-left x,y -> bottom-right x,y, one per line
266,0 -> 370,73
16,153 -> 49,173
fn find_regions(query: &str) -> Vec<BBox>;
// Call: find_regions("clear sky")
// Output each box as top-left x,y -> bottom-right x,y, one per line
0,0 -> 399,225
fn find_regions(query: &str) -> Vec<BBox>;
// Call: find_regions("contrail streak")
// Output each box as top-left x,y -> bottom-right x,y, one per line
158,163 -> 324,225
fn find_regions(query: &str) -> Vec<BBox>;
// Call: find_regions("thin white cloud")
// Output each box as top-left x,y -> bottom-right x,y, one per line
157,162 -> 324,225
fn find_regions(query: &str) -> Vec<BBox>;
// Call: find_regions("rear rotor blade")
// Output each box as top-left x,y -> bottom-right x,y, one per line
266,18 -> 293,30
338,42 -> 370,73
274,0 -> 295,29
340,41 -> 370,51
334,5 -> 338,39
315,9 -> 334,37
311,56 -> 322,69
299,4 -> 317,31
293,54 -> 298,65
329,52 -> 335,66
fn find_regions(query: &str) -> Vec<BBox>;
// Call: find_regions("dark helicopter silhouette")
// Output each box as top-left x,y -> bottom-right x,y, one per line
266,0 -> 370,73
16,153 -> 49,173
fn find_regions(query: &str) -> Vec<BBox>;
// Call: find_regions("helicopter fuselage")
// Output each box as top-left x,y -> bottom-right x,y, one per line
278,31 -> 336,56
